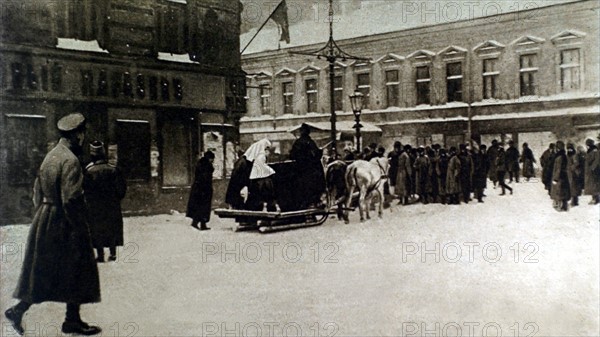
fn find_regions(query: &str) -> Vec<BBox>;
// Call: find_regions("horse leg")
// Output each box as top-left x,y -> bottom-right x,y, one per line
344,185 -> 354,224
360,186 -> 368,221
377,189 -> 384,218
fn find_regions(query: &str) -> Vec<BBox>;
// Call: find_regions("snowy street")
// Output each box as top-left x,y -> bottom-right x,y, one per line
1,180 -> 598,337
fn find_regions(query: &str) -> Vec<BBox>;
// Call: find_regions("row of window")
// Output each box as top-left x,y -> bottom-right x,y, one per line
253,48 -> 582,115
7,62 -> 184,102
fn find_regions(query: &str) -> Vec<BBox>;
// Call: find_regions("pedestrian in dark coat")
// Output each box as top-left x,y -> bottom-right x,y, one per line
446,147 -> 462,204
413,147 -> 431,204
458,144 -> 473,203
506,140 -> 520,183
226,155 -> 252,209
496,147 -> 513,196
436,148 -> 449,204
584,139 -> 600,204
396,145 -> 413,204
428,146 -> 440,203
487,140 -> 499,187
84,141 -> 127,262
5,113 -> 102,336
187,151 -> 215,230
387,141 -> 402,191
566,143 -> 584,206
540,143 -> 556,194
472,144 -> 489,202
520,142 -> 536,181
551,141 -> 571,211
290,124 -> 325,208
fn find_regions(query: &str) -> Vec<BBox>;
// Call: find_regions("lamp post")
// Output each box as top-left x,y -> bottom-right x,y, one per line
289,0 -> 369,157
349,88 -> 364,151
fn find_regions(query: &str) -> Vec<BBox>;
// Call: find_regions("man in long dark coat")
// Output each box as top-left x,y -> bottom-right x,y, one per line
520,142 -> 536,181
487,139 -> 499,187
289,124 -> 325,208
396,145 -> 413,205
551,141 -> 571,211
187,151 -> 215,230
566,143 -> 584,206
446,147 -> 462,204
84,140 -> 127,262
584,138 -> 600,205
458,144 -> 473,203
5,113 -> 102,336
506,140 -> 520,183
540,143 -> 556,194
387,141 -> 402,197
472,144 -> 490,203
225,154 -> 252,209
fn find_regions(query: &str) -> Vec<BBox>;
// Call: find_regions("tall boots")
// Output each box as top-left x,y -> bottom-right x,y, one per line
4,301 -> 30,335
191,220 -> 210,231
5,302 -> 101,336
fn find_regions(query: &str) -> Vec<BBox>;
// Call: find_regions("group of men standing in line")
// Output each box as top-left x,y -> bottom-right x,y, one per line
539,139 -> 600,211
5,113 -> 127,336
343,137 -> 599,211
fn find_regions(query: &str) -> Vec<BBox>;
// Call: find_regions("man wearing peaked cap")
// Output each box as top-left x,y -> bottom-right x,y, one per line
5,113 -> 102,336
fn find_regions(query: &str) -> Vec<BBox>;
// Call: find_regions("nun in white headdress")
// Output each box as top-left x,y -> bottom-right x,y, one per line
245,139 -> 281,212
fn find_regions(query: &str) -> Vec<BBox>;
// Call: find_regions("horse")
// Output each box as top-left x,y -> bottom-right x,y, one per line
325,160 -> 349,222
344,157 -> 389,223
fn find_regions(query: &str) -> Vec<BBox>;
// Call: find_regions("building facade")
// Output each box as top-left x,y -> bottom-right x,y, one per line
241,0 -> 599,159
0,0 -> 246,224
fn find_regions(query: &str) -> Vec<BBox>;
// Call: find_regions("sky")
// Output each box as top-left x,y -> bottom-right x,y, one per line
239,0 -> 583,54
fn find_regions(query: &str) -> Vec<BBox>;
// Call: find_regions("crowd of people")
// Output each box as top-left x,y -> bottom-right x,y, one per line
325,137 -> 600,211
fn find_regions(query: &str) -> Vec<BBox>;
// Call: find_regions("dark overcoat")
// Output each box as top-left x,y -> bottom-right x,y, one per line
446,155 -> 461,194
458,153 -> 473,192
551,151 -> 571,201
567,152 -> 584,197
225,157 -> 252,209
521,147 -> 536,178
584,146 -> 600,195
84,160 -> 127,247
472,152 -> 489,190
290,135 -> 325,206
506,146 -> 520,173
186,157 -> 214,222
487,145 -> 499,182
395,152 -> 412,197
387,150 -> 400,186
14,138 -> 101,304
414,156 -> 431,195
436,155 -> 449,196
540,149 -> 555,191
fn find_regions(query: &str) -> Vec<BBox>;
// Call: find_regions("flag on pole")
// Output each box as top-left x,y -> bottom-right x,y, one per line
270,0 -> 290,44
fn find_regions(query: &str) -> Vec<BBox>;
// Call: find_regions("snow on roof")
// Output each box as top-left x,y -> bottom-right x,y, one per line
56,38 -> 108,53
473,105 -> 599,121
157,52 -> 199,64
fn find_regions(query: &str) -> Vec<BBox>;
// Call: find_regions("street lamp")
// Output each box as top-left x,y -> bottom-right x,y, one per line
349,88 -> 364,151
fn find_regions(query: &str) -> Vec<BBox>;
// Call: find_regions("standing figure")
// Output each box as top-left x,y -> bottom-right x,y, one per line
458,144 -> 473,203
246,139 -> 280,211
436,148 -> 449,204
289,124 -> 325,208
187,151 -> 215,230
496,147 -> 513,196
396,145 -> 413,205
505,140 -> 520,183
551,141 -> 571,211
540,143 -> 556,194
566,143 -> 584,207
584,139 -> 600,205
520,142 -> 536,181
84,141 -> 127,262
5,113 -> 102,336
387,141 -> 402,197
428,146 -> 440,203
413,147 -> 431,204
472,144 -> 490,203
446,147 -> 462,204
487,140 -> 500,187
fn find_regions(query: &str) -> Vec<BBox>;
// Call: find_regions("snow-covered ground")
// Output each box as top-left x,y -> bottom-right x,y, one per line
1,180 -> 598,336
